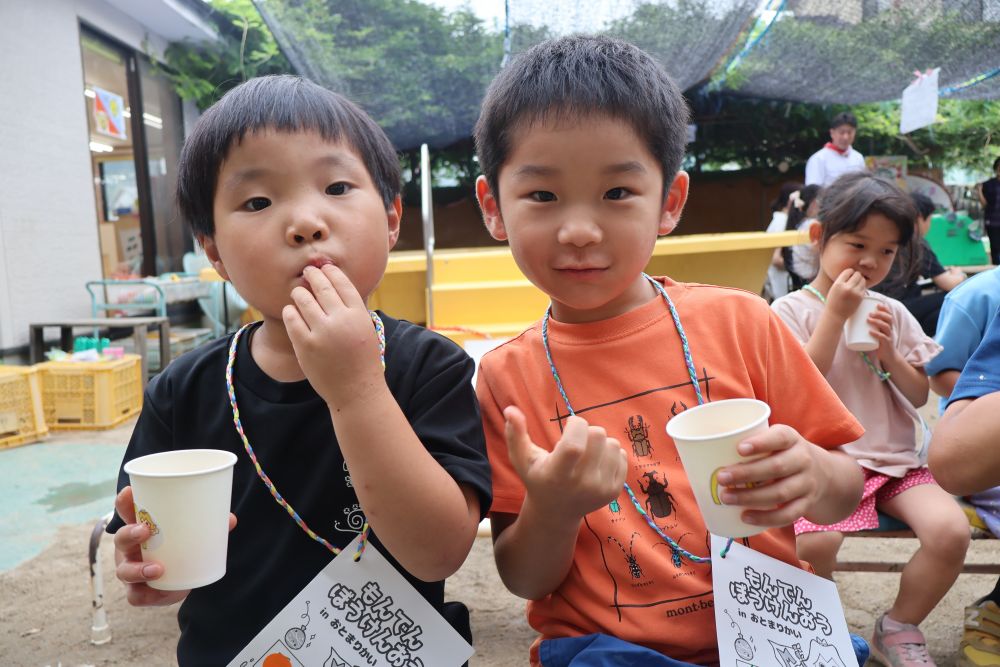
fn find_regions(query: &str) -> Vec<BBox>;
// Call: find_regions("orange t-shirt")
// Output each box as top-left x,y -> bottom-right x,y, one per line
477,279 -> 864,665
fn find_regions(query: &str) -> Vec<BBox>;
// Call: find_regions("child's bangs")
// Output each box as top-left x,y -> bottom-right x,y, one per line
225,92 -> 357,155
819,173 -> 917,247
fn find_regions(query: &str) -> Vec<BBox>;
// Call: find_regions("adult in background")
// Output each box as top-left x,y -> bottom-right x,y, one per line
874,192 -> 965,336
977,156 -> 1000,265
805,111 -> 866,187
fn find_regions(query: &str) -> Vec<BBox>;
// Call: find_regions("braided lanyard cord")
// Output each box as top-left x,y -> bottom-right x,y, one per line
225,311 -> 386,561
542,274 -> 717,565
802,284 -> 891,382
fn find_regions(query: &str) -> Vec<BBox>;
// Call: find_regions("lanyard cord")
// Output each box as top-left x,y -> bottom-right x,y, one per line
541,274 -> 714,565
225,312 -> 386,561
801,284 -> 891,382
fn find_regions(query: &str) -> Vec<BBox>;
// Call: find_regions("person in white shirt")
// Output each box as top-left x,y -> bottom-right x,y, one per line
764,181 -> 803,300
805,112 -> 866,186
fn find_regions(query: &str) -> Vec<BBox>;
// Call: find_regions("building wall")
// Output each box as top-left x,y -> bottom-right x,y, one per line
0,0 -> 170,352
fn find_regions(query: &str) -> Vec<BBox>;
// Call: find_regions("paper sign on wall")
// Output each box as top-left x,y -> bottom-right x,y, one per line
864,156 -> 908,183
228,536 -> 474,667
93,86 -> 127,140
900,69 -> 939,134
710,535 -> 856,667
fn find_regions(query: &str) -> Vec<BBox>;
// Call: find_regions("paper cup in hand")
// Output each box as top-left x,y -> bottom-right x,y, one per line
124,449 -> 237,590
665,399 -> 771,538
844,295 -> 881,352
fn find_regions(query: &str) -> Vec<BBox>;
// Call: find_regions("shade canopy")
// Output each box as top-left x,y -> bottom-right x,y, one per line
253,0 -> 1000,150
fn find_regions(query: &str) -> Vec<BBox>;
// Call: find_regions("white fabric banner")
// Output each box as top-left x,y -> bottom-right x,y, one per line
900,69 -> 939,134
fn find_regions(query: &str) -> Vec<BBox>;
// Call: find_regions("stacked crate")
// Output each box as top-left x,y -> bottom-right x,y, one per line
0,365 -> 48,448
34,355 -> 143,430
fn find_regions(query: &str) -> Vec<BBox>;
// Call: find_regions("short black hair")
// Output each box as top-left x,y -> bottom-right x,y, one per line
817,172 -> 916,249
474,35 -> 689,198
177,75 -> 401,237
993,155 -> 1000,172
829,111 -> 858,130
909,192 -> 935,219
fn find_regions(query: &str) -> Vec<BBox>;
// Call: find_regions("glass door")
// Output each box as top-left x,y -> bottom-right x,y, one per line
81,28 -> 143,278
138,58 -> 188,274
80,26 -> 188,278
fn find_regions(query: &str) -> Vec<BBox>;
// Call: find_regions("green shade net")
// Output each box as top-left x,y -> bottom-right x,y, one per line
722,0 -> 1000,104
253,0 -> 1000,150
254,0 -> 506,150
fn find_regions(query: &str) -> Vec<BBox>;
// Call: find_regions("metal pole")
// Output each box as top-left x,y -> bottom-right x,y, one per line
89,512 -> 113,645
420,144 -> 436,328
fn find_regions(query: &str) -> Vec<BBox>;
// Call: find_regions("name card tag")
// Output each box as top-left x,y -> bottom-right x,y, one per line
229,536 -> 474,667
710,535 -> 855,667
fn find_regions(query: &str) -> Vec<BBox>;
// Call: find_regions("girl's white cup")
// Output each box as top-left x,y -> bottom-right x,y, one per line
665,399 -> 771,538
124,449 -> 237,590
843,295 -> 881,352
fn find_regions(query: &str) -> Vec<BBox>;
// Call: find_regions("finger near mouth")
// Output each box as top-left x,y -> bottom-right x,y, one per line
299,261 -> 335,278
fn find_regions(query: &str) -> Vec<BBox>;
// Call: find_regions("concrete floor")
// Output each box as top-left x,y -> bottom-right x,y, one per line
0,419 -> 133,572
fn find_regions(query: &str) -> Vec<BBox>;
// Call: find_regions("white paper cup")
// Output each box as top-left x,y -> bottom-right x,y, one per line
665,399 -> 771,538
844,295 -> 881,352
124,449 -> 237,590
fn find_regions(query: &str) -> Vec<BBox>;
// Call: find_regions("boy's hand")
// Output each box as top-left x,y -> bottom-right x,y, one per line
112,486 -> 237,607
504,406 -> 627,523
713,425 -> 825,528
868,304 -> 897,364
113,486 -> 190,606
824,269 -> 867,322
283,264 -> 385,408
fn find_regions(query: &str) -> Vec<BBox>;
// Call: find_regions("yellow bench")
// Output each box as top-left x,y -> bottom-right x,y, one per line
370,230 -> 805,344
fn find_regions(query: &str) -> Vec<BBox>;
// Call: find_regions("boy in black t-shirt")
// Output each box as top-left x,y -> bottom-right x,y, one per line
874,192 -> 965,335
107,75 -> 492,665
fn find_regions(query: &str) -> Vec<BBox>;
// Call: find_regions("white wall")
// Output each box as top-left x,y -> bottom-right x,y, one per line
0,0 -> 173,351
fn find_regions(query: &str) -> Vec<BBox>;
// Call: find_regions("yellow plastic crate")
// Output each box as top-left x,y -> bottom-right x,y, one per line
36,355 -> 143,430
0,365 -> 48,448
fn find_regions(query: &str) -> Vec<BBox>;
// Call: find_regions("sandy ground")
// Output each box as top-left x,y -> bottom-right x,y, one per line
2,408 -> 997,666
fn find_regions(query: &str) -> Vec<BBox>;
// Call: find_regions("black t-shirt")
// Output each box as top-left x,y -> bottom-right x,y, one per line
983,178 -> 1000,224
107,314 -> 492,666
875,238 -> 946,301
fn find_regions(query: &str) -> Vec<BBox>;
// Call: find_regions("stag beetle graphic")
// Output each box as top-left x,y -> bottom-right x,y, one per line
625,415 -> 653,457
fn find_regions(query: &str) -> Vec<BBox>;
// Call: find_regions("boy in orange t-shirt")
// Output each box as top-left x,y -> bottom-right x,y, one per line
472,36 -> 866,666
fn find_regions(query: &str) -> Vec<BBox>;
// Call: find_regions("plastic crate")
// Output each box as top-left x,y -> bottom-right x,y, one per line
0,366 -> 48,448
121,327 -> 213,373
147,327 -> 212,371
36,355 -> 143,430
